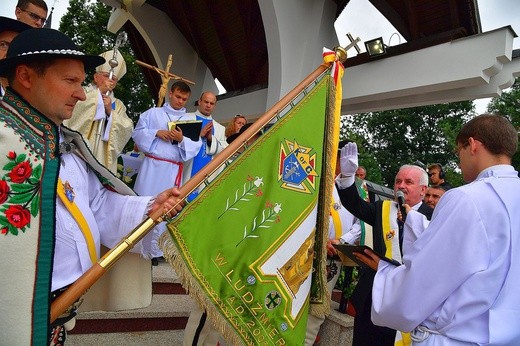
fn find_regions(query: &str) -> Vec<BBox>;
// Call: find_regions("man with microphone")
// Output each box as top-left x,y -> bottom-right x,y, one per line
334,142 -> 433,346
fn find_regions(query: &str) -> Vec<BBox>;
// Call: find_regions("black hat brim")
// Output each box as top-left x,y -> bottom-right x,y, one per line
0,54 -> 105,77
0,16 -> 32,34
0,28 -> 105,77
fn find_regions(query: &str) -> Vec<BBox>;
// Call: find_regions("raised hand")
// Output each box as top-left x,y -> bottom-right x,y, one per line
340,142 -> 358,177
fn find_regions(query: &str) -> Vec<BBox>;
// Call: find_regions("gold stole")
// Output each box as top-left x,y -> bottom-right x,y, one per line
382,200 -> 410,345
56,177 -> 97,265
381,200 -> 402,263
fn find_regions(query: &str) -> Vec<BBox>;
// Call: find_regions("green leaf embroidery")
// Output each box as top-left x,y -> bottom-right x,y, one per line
8,224 -> 18,236
8,194 -> 33,204
3,161 -> 16,171
0,215 -> 8,227
219,176 -> 264,219
236,202 -> 282,247
15,153 -> 27,163
30,194 -> 40,217
32,164 -> 42,180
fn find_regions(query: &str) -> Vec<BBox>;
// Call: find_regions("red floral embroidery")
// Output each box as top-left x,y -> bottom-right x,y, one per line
1,150 -> 41,236
0,180 -> 9,203
5,205 -> 31,228
8,161 -> 32,183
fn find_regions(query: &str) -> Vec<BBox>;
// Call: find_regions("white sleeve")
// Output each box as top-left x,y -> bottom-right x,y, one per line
340,219 -> 362,244
371,189 -> 490,332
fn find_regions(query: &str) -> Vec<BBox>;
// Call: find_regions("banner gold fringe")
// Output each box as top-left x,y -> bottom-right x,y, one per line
309,69 -> 342,318
160,228 -> 246,346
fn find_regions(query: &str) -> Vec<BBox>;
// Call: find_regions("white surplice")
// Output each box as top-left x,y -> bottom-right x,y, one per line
371,165 -> 520,345
132,103 -> 202,196
53,145 -> 154,292
132,103 -> 202,257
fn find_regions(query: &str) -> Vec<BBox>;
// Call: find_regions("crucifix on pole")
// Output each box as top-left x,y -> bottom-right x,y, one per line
334,32 -> 362,63
136,55 -> 195,107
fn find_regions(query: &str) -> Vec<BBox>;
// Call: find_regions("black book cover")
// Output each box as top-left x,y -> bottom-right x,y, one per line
168,120 -> 202,144
333,244 -> 401,268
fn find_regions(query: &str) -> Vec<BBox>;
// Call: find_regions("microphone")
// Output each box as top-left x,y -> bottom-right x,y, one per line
396,190 -> 407,221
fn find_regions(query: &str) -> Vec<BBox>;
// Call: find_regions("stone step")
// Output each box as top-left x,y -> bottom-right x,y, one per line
151,260 -> 188,294
67,329 -> 184,345
320,301 -> 354,345
68,300 -> 354,345
152,259 -> 178,283
69,294 -> 196,335
68,261 -> 354,344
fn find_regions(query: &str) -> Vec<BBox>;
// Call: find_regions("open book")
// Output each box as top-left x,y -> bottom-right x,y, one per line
168,120 -> 202,144
333,244 -> 401,268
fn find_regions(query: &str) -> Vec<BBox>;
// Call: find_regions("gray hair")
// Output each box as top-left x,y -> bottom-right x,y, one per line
398,164 -> 429,186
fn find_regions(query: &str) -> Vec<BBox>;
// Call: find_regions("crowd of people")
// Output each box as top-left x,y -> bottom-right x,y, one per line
0,1 -> 519,345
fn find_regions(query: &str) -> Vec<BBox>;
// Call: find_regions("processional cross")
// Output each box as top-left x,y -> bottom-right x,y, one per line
136,54 -> 195,107
335,32 -> 362,63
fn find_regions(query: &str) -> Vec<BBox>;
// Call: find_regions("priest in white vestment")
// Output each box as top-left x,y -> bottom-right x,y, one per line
64,49 -> 133,173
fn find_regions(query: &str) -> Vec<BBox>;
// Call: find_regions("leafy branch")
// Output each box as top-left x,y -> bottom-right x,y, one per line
218,175 -> 264,219
235,202 -> 282,247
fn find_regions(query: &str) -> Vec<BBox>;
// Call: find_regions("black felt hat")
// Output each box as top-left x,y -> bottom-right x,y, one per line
0,16 -> 32,34
0,28 -> 105,77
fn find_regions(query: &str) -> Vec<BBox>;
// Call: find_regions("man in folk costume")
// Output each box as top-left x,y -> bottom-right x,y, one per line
0,16 -> 31,97
0,28 -> 182,345
356,114 -> 520,345
132,80 -> 202,258
63,49 -> 133,174
336,142 -> 433,345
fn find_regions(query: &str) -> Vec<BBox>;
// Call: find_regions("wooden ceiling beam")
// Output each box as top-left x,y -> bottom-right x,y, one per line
404,0 -> 419,39
369,0 -> 411,40
448,0 -> 461,31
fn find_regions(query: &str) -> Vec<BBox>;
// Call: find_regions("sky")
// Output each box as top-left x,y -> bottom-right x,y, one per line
334,0 -> 520,114
1,0 -> 519,111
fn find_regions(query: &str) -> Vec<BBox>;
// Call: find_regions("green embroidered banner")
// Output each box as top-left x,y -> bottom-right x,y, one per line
164,75 -> 333,345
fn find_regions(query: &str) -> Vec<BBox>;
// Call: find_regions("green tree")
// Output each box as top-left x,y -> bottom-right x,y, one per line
487,77 -> 520,170
59,0 -> 154,151
341,101 -> 475,187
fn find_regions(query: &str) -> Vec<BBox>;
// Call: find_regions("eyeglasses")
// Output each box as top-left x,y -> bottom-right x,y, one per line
0,40 -> 10,51
453,141 -> 469,158
19,8 -> 47,24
